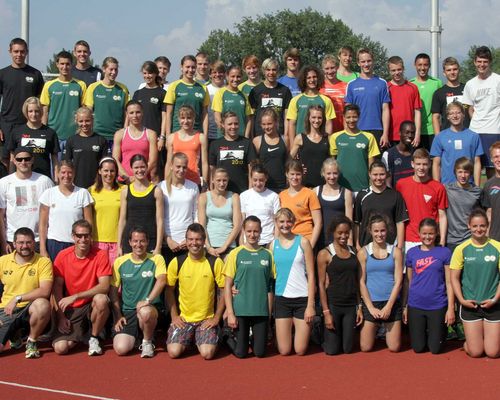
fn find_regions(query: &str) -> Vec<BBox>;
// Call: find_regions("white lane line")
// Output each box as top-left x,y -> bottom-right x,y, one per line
0,380 -> 119,400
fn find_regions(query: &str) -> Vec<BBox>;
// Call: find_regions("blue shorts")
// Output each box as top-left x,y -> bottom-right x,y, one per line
479,134 -> 500,167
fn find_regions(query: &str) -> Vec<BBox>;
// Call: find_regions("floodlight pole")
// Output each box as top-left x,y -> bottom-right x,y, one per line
387,0 -> 442,77
21,0 -> 30,63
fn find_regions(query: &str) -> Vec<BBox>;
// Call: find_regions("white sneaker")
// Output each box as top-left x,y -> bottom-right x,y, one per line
140,341 -> 155,358
88,337 -> 103,356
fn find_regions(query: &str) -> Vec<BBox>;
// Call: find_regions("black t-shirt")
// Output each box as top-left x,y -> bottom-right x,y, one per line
132,87 -> 166,135
71,65 -> 102,88
248,82 -> 292,136
431,84 -> 470,130
354,186 -> 408,246
208,136 -> 257,194
481,176 -> 500,241
63,133 -> 108,188
383,145 -> 414,188
0,64 -> 44,124
9,124 -> 60,178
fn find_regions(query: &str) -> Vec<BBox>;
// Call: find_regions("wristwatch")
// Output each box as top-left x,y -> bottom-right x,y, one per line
145,297 -> 151,305
15,295 -> 22,303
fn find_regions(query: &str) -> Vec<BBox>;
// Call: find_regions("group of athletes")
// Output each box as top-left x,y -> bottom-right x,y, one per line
0,37 -> 499,361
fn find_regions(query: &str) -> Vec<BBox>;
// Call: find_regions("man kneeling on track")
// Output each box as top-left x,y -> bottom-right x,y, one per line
165,223 -> 225,360
110,227 -> 166,358
0,227 -> 53,358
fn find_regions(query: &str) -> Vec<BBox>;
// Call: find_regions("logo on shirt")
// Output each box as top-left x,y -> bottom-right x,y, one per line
25,76 -> 34,83
485,255 -> 497,262
141,270 -> 154,278
195,92 -> 203,98
356,143 -> 366,149
394,158 -> 402,165
267,147 -> 280,152
150,97 -> 159,104
260,259 -> 269,266
69,90 -> 79,96
240,99 -> 245,106
423,194 -> 432,203
113,95 -> 122,101
415,256 -> 437,274
28,268 -> 35,276
96,94 -> 106,99
92,145 -> 101,152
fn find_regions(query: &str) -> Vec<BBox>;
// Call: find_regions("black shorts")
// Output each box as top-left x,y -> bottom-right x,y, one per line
274,296 -> 308,319
362,299 -> 402,323
0,305 -> 31,345
459,303 -> 500,323
112,306 -> 163,340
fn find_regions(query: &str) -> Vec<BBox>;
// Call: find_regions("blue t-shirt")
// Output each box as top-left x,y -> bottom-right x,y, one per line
277,75 -> 300,97
430,128 -> 484,184
345,76 -> 391,131
406,246 -> 451,310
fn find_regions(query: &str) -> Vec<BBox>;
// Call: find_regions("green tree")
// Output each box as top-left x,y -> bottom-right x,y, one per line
45,48 -> 95,74
198,8 -> 388,76
460,45 -> 500,81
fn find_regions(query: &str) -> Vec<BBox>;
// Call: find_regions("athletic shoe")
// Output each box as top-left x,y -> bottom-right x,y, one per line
376,324 -> 386,339
456,323 -> 466,341
139,341 -> 155,358
25,340 -> 40,359
9,328 -> 24,350
446,325 -> 458,341
88,337 -> 103,356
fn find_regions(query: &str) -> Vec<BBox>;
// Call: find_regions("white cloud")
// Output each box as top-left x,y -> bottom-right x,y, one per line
76,19 -> 101,36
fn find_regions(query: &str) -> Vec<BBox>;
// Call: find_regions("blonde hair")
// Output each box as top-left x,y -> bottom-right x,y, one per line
22,97 -> 42,120
274,207 -> 296,224
166,152 -> 188,194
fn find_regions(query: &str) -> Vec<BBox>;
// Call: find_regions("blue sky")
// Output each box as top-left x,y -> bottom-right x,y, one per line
1,0 -> 498,90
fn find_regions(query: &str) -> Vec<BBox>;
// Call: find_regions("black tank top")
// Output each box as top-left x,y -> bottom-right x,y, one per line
300,134 -> 329,188
325,244 -> 359,306
317,185 -> 346,248
259,135 -> 287,192
122,184 -> 157,252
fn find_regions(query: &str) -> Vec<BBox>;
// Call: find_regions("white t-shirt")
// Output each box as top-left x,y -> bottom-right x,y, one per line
462,72 -> 500,134
240,188 -> 280,245
0,172 -> 54,242
39,186 -> 94,242
160,179 -> 199,243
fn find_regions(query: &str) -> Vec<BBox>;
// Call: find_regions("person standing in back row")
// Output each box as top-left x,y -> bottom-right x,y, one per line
72,40 -> 102,87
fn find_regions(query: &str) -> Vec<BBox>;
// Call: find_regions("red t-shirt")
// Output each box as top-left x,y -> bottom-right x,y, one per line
320,81 -> 347,132
387,80 -> 422,141
54,246 -> 112,308
396,176 -> 448,242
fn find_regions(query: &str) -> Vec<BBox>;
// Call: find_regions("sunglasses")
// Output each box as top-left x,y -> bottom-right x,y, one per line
74,233 -> 91,239
15,156 -> 32,162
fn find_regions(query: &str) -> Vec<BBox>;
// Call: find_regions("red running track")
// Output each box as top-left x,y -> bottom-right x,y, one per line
0,342 -> 499,400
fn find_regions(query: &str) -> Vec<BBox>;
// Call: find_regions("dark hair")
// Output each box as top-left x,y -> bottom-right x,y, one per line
250,162 -> 268,177
74,40 -> 90,50
126,100 -> 143,111
128,226 -> 149,241
414,53 -> 431,63
468,208 -> 488,225
369,160 -> 387,172
285,159 -> 303,174
94,157 -> 120,192
304,105 -> 326,135
243,215 -> 262,229
56,50 -> 73,63
10,37 -> 28,51
141,60 -> 162,87
329,214 -> 353,237
154,56 -> 171,69
338,46 -> 354,57
400,120 -> 416,132
387,55 -> 404,66
474,46 -> 492,61
367,214 -> 388,230
454,156 -> 473,174
297,65 -> 324,93
419,218 -> 438,231
226,65 -> 242,76
14,227 -> 35,242
343,103 -> 360,116
130,154 -> 147,168
283,48 -> 301,63
72,219 -> 92,234
186,223 -> 207,240
181,55 -> 196,66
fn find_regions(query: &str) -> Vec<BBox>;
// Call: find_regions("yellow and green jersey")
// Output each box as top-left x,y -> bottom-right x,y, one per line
286,93 -> 335,134
40,78 -> 86,140
238,80 -> 257,97
211,87 -> 252,137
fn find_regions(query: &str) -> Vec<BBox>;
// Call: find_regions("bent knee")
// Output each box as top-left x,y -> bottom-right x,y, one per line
92,294 -> 109,309
53,341 -> 70,355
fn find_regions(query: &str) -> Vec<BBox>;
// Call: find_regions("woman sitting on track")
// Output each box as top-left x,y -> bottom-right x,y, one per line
450,209 -> 500,358
224,216 -> 276,358
318,215 -> 363,355
271,208 -> 315,355
404,218 -> 455,354
358,215 -> 403,352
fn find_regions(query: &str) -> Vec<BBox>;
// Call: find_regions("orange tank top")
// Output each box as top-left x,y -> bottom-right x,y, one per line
172,132 -> 201,184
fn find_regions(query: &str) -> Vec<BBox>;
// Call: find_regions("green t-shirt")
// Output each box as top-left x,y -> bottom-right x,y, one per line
336,71 -> 359,83
238,81 -> 257,97
409,76 -> 442,135
83,81 -> 129,140
286,93 -> 336,135
40,78 -> 86,140
164,79 -> 209,132
112,253 -> 166,311
211,87 -> 252,137
329,130 -> 380,191
224,246 -> 276,317
450,239 -> 500,302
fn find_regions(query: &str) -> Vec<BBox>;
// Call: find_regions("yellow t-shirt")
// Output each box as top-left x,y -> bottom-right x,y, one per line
0,252 -> 53,308
89,185 -> 124,243
167,253 -> 225,323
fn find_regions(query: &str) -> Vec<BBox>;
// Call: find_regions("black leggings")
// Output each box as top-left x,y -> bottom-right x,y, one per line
323,305 -> 357,355
408,306 -> 446,354
233,316 -> 268,358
